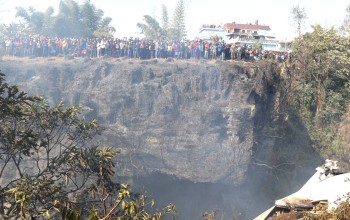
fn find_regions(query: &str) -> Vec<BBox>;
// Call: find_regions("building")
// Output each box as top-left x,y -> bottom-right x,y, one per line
196,24 -> 229,42
223,21 -> 279,51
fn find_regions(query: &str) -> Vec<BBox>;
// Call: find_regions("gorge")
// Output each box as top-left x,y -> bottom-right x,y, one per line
0,57 -> 322,219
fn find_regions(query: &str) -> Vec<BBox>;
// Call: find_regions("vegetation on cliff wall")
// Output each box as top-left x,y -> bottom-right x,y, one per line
248,25 -> 350,220
287,25 -> 350,168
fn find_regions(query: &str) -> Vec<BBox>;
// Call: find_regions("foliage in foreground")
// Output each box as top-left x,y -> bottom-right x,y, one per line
0,71 -> 176,219
303,199 -> 350,220
269,198 -> 350,220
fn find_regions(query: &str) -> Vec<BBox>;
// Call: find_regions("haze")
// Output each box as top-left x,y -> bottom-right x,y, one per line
1,0 -> 349,40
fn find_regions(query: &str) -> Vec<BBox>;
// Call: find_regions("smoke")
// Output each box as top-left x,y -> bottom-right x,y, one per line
129,172 -> 261,220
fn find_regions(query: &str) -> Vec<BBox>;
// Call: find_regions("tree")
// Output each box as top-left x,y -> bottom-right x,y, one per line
0,70 -> 110,218
0,71 -> 177,219
137,15 -> 166,40
161,5 -> 169,35
53,0 -> 82,37
0,23 -> 28,38
80,0 -> 100,37
93,24 -> 116,38
291,5 -> 307,37
15,6 -> 45,33
14,0 -> 115,38
290,25 -> 350,156
93,17 -> 115,38
169,0 -> 187,41
42,7 -> 55,35
136,0 -> 187,41
340,4 -> 350,35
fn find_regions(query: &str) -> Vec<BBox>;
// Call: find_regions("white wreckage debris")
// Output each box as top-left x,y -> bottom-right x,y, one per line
254,159 -> 350,220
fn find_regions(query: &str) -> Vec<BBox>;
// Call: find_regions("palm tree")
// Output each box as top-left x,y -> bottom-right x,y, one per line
137,15 -> 166,40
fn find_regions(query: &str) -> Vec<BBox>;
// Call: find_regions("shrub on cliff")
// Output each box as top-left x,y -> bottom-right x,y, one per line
289,25 -> 350,165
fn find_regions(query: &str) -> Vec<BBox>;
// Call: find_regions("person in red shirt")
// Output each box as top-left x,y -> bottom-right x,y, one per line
58,39 -> 63,55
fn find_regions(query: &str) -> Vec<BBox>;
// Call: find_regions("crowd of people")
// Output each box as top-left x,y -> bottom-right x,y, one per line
1,34 -> 290,62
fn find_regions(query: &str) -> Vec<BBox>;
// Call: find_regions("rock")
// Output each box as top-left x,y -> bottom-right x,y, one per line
1,58 -> 255,184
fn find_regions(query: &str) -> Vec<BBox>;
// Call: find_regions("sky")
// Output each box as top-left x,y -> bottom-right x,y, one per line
0,0 -> 349,40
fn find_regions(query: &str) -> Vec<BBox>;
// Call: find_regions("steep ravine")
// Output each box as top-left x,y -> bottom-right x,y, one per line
0,57 -> 321,219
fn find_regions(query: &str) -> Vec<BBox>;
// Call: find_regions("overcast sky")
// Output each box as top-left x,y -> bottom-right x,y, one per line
1,0 -> 349,40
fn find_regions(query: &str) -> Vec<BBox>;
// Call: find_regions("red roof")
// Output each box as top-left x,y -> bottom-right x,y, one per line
223,23 -> 271,31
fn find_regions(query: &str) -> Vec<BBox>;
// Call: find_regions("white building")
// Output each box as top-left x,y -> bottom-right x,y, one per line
223,21 -> 279,51
196,24 -> 229,42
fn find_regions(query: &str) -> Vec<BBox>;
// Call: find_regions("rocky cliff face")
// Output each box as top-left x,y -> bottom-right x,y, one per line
1,57 -> 323,219
1,57 -> 256,184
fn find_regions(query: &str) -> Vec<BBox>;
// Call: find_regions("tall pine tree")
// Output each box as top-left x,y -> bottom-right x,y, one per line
169,0 -> 187,41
